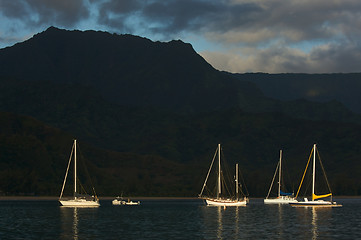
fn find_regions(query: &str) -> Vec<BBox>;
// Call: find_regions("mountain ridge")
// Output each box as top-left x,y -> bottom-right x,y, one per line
1,27 -> 257,113
1,27 -> 361,197
233,72 -> 361,113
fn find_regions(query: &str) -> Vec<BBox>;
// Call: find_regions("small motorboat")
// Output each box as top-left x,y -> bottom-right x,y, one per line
112,197 -> 140,206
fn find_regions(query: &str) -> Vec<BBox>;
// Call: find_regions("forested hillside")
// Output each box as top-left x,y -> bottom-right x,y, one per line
1,27 -> 361,197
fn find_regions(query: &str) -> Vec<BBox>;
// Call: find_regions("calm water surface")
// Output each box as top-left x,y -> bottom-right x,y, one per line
0,198 -> 360,239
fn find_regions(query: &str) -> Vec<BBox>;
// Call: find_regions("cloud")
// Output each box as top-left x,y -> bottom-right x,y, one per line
201,40 -> 361,73
1,0 -> 361,73
199,46 -> 309,73
0,0 -> 89,28
97,0 -> 141,31
97,0 -> 264,37
94,0 -> 361,43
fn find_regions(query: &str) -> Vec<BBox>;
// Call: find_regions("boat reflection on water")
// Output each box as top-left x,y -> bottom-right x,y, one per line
215,206 -> 245,238
312,206 -> 332,239
72,208 -> 79,240
60,206 -> 98,240
295,205 -> 333,239
201,204 -> 247,239
312,207 -> 318,239
217,207 -> 223,239
60,207 -> 79,240
234,206 -> 240,236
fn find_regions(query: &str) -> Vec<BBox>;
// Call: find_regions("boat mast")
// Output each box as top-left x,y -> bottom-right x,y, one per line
217,144 -> 221,199
312,144 -> 316,201
74,139 -> 77,199
236,163 -> 239,200
278,150 -> 282,198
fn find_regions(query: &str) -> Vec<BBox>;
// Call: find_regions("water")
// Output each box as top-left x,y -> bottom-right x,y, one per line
0,198 -> 360,239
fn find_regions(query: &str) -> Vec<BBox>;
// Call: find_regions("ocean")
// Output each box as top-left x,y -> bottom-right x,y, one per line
0,198 -> 360,239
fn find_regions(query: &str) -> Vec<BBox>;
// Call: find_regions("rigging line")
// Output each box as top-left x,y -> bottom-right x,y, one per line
77,144 -> 97,197
92,187 -> 98,200
283,155 -> 294,192
266,161 -> 280,199
204,185 -> 212,197
59,143 -> 74,200
223,169 -> 232,197
78,179 -> 89,196
222,170 -> 233,198
238,166 -> 249,196
303,175 -> 312,197
316,149 -> 333,193
199,146 -> 218,197
219,169 -> 226,197
295,147 -> 313,198
220,148 -> 235,197
239,183 -> 247,197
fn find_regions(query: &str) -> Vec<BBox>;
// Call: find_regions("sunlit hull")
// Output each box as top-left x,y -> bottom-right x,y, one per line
205,198 -> 248,206
112,199 -> 122,205
264,196 -> 298,204
290,199 -> 342,207
112,199 -> 140,206
59,198 -> 100,207
124,201 -> 140,205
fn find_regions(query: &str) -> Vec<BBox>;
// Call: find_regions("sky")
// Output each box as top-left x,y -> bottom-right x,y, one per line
0,0 -> 361,73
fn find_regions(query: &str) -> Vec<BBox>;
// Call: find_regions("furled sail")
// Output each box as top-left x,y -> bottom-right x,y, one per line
312,193 -> 332,200
280,190 -> 293,196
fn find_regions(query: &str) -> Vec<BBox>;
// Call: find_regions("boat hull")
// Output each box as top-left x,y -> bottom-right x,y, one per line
290,200 -> 342,207
264,196 -> 298,204
59,199 -> 100,207
205,198 -> 248,206
112,199 -> 140,206
112,199 -> 123,205
124,201 -> 140,205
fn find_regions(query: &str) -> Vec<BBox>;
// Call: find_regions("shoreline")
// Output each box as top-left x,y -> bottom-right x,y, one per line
0,196 -> 359,201
0,196 -> 201,201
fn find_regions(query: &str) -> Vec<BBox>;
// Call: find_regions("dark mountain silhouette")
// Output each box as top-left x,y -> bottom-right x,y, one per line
1,27 -> 355,121
0,111 -> 200,196
234,72 -> 361,113
1,27 -> 361,197
0,26 -> 261,113
2,105 -> 361,197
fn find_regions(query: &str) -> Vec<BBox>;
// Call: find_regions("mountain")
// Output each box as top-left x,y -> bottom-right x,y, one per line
0,26 -> 261,113
234,72 -> 361,114
2,106 -> 361,197
1,27 -> 361,197
0,111 -> 201,196
1,27 -> 354,121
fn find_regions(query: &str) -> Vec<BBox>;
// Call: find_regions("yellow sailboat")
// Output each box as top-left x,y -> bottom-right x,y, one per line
290,144 -> 342,207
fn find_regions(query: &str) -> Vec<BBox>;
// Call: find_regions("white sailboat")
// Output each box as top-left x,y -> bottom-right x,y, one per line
290,144 -> 341,207
264,150 -> 298,204
199,144 -> 249,206
59,139 -> 100,207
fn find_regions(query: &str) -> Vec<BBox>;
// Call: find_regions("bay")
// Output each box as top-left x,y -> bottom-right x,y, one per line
0,198 -> 360,239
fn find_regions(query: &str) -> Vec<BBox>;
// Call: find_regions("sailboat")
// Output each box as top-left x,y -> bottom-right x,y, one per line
290,144 -> 341,207
199,144 -> 249,206
59,139 -> 100,207
264,150 -> 298,204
